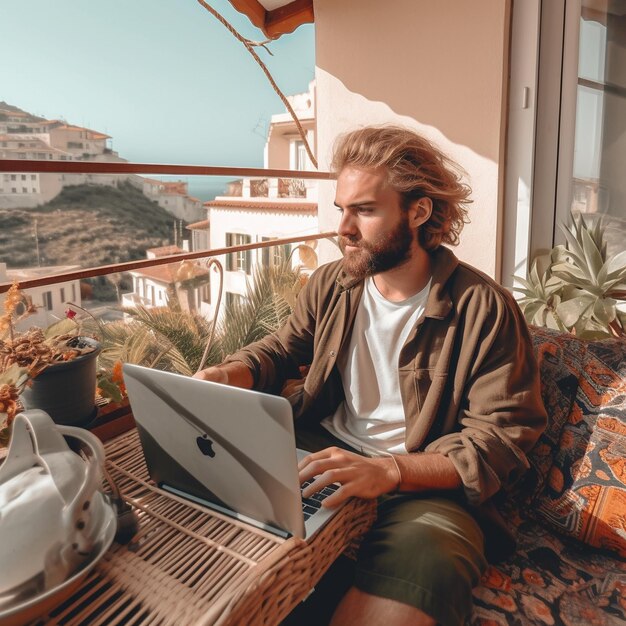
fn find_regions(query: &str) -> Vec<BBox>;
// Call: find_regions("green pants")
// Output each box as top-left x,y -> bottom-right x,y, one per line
284,424 -> 488,626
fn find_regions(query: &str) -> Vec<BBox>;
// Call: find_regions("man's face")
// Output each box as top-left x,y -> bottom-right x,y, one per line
335,166 -> 415,279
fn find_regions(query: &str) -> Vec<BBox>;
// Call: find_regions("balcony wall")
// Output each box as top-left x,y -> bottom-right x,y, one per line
314,0 -> 510,279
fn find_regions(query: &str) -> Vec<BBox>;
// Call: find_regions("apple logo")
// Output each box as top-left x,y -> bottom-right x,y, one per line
196,435 -> 216,457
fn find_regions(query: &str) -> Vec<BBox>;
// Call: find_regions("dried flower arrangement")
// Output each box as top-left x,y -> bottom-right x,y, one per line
0,282 -> 103,444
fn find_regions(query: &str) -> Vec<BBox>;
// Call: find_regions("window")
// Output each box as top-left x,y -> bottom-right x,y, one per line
42,291 -> 53,310
291,139 -> 308,171
565,7 -> 625,256
201,283 -> 210,304
225,233 -> 252,272
261,237 -> 290,268
60,287 -> 65,303
225,291 -> 243,308
10,174 -> 16,181
525,1 -> 626,259
71,284 -> 76,301
21,174 -> 26,180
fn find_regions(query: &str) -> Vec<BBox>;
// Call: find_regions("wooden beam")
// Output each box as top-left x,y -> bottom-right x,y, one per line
265,0 -> 314,37
227,0 -> 313,38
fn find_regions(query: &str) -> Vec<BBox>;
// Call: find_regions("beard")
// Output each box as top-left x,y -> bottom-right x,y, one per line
340,213 -> 414,279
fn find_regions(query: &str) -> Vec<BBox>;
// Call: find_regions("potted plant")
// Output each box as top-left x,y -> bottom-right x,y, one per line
0,282 -> 102,440
514,212 -> 626,339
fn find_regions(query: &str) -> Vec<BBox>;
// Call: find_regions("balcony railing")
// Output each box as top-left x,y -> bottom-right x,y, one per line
0,158 -> 336,295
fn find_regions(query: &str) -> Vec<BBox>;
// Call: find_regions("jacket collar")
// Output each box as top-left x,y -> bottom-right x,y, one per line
335,245 -> 458,319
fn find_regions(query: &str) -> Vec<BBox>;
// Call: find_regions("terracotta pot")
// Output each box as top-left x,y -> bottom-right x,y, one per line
20,337 -> 102,426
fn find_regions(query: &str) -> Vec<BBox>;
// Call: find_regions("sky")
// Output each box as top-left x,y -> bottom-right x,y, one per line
0,0 -> 315,198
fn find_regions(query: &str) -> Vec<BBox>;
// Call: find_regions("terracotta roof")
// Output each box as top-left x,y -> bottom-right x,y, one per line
187,220 -> 209,230
130,262 -> 209,284
146,245 -> 185,257
140,177 -> 165,186
52,124 -> 110,139
228,0 -> 313,38
160,181 -> 188,195
204,199 -> 316,212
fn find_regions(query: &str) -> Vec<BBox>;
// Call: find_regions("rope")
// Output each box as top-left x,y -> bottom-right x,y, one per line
195,0 -> 318,170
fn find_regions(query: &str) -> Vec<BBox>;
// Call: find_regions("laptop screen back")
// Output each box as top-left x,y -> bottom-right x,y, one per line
122,363 -> 306,537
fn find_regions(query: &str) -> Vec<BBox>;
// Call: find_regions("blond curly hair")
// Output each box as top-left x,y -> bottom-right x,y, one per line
331,126 -> 471,250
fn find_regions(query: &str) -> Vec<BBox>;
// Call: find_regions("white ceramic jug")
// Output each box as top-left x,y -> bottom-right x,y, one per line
0,410 -> 116,608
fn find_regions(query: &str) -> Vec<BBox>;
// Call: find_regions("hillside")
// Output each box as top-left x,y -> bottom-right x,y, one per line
0,183 -> 182,298
0,101 -> 46,123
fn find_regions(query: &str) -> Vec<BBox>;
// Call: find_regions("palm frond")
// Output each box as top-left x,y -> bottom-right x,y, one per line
219,262 -> 302,356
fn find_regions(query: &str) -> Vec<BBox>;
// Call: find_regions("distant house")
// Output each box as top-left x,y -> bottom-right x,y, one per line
0,105 -> 125,209
0,262 -> 81,332
205,198 -> 317,316
122,246 -> 211,317
132,177 -> 204,223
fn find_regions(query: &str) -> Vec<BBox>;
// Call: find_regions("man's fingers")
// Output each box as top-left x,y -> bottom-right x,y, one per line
297,446 -> 342,471
321,484 -> 351,508
301,468 -> 343,498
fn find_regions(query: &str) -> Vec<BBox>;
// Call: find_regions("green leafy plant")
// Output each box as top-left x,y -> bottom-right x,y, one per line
0,284 -> 100,442
117,260 -> 305,375
514,212 -> 626,339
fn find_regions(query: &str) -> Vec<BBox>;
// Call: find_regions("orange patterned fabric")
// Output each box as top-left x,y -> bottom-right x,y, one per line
515,327 -> 582,501
470,328 -> 626,624
471,513 -> 626,625
529,331 -> 626,557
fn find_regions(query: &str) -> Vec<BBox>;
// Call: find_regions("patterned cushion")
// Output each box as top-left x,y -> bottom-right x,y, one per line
531,335 -> 626,558
518,327 -> 582,500
471,516 -> 626,625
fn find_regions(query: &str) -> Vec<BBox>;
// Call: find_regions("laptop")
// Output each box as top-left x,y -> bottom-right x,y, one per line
122,363 -> 342,540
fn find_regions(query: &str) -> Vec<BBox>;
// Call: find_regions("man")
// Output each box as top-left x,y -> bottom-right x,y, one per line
195,126 -> 547,626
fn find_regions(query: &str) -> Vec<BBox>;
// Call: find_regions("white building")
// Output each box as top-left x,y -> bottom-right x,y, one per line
0,105 -> 124,209
204,81 -> 318,318
205,198 -> 318,315
0,262 -> 82,333
132,177 -> 205,224
122,246 -> 211,317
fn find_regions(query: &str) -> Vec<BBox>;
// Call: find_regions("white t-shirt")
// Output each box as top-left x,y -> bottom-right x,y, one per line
321,276 -> 430,456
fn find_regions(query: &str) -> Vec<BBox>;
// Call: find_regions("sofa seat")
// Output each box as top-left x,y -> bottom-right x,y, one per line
471,512 -> 626,625
471,326 -> 626,626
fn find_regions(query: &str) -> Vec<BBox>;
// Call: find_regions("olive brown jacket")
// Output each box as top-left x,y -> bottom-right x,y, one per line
225,246 -> 547,509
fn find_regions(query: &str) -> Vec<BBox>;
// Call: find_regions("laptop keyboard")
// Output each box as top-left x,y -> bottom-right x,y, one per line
300,480 -> 339,521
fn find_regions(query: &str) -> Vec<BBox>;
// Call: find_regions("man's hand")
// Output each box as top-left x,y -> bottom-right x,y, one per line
298,447 -> 400,508
192,366 -> 229,384
192,362 -> 254,389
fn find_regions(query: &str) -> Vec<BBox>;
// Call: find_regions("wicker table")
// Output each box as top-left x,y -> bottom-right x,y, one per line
33,428 -> 377,626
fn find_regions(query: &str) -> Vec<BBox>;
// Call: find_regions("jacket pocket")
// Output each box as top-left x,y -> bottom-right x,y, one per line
414,368 -> 448,412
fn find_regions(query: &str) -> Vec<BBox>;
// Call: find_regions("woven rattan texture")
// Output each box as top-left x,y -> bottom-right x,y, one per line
31,429 -> 376,626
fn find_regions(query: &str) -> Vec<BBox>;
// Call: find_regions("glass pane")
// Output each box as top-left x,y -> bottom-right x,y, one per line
572,6 -> 626,255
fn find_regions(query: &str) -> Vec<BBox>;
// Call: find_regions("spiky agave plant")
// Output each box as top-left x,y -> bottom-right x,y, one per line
514,212 -> 626,338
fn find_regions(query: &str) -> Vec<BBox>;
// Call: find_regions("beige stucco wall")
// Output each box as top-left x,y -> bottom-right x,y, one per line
314,0 -> 510,279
